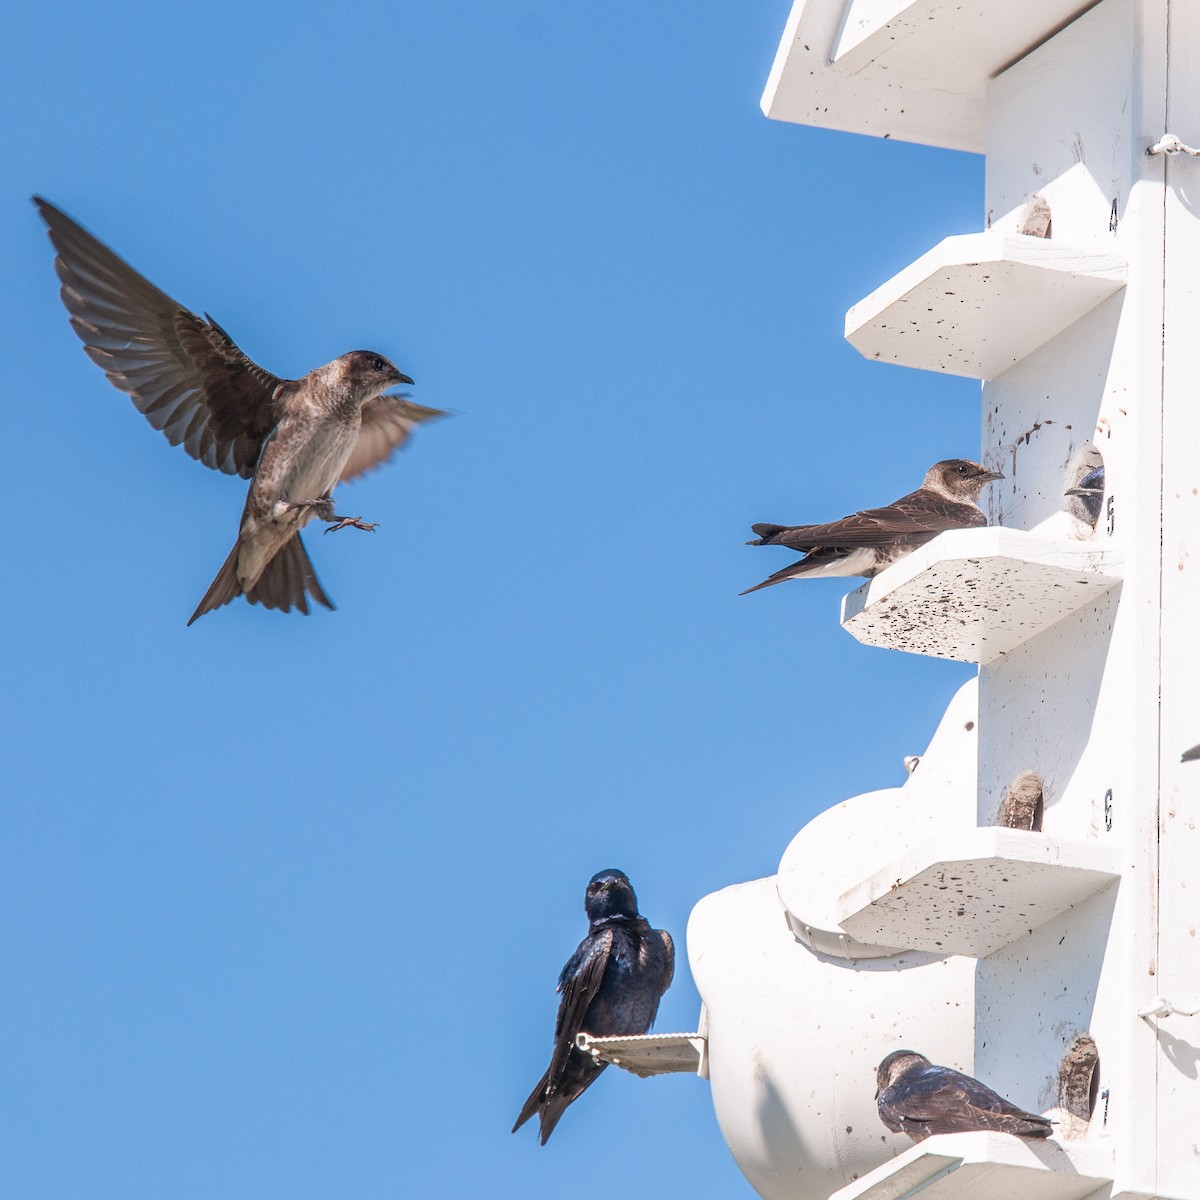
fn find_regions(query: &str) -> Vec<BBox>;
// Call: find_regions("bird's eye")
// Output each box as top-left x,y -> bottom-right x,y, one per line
956,465 -> 968,475
371,356 -> 386,372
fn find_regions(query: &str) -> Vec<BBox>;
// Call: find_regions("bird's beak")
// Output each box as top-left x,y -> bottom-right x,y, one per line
981,469 -> 1005,482
394,371 -> 415,387
1064,485 -> 1091,497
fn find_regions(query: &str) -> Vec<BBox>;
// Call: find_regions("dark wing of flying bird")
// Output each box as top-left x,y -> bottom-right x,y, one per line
340,396 -> 448,482
35,196 -> 286,478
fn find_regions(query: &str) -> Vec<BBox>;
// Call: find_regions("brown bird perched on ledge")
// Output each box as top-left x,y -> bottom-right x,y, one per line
876,1050 -> 1053,1142
742,458 -> 1002,595
34,196 -> 445,625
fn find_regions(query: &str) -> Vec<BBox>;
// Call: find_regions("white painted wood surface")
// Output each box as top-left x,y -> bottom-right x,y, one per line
687,1 -> 1200,1198
834,828 -> 1120,958
1147,3 -> 1200,1196
843,233 -> 1127,380
831,1133 -> 1112,1200
839,528 -> 1122,663
778,680 -> 978,959
761,1 -> 1101,152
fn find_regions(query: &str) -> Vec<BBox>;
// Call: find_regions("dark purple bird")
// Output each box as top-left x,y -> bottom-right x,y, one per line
34,197 -> 445,624
1065,465 -> 1105,526
876,1050 -> 1053,1142
742,459 -> 1002,594
513,869 -> 674,1145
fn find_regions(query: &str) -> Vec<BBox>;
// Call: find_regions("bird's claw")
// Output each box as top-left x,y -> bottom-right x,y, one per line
323,516 -> 378,534
284,496 -> 337,521
281,497 -> 376,531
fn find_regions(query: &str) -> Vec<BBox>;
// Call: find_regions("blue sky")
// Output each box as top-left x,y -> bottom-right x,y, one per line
3,3 -> 983,1196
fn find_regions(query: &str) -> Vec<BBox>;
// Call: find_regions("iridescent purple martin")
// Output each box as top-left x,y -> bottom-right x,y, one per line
876,1050 -> 1053,1142
1065,465 -> 1105,526
513,869 -> 674,1145
742,459 -> 1002,594
34,197 -> 445,624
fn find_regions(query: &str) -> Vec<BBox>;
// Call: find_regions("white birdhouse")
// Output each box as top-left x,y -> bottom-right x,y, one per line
588,4 -> 1200,1199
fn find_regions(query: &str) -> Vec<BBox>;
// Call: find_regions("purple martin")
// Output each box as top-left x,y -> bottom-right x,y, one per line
876,1050 -> 1053,1142
513,869 -> 674,1145
34,197 -> 445,624
1065,465 -> 1105,526
741,458 -> 1003,595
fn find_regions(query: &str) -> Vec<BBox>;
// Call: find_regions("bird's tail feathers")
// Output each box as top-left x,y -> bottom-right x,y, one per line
186,533 -> 335,626
740,562 -> 804,595
534,1092 -> 574,1145
246,533 -> 335,615
511,1069 -> 597,1145
512,1070 -> 550,1137
1004,1113 -> 1054,1138
968,1108 -> 1054,1138
747,522 -> 790,546
187,543 -> 243,625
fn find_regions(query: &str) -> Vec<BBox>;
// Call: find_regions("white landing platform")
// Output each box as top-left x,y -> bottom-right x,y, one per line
832,1132 -> 1111,1200
844,233 -> 1127,380
840,528 -> 1122,665
835,828 -> 1121,958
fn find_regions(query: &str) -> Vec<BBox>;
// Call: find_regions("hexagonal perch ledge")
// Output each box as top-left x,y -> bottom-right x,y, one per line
840,527 -> 1122,665
832,1132 -> 1111,1200
844,232 -> 1127,379
834,828 -> 1121,959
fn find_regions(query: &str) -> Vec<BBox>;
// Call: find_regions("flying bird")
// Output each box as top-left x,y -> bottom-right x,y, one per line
513,869 -> 674,1145
741,458 -> 1003,595
875,1050 -> 1053,1142
1065,465 -> 1105,526
34,196 -> 445,624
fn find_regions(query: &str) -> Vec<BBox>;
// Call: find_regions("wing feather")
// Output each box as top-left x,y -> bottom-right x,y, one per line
880,1068 -> 1051,1139
35,196 -> 288,479
547,928 -> 613,1092
758,491 -> 987,551
657,929 -> 676,993
340,396 -> 447,483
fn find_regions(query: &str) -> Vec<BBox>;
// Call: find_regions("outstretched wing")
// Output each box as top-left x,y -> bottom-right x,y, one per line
35,196 -> 288,478
752,490 -> 986,551
340,396 -> 447,483
547,928 -> 614,1091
